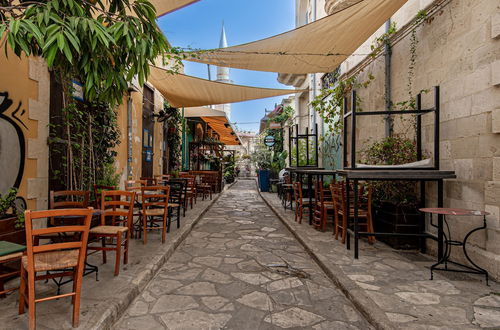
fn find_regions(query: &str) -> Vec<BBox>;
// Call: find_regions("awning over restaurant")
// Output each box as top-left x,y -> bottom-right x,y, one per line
183,0 -> 407,74
149,66 -> 301,108
184,107 -> 240,145
150,0 -> 200,17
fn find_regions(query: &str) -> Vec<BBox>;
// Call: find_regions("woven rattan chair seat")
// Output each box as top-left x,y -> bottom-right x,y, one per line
22,249 -> 79,272
0,252 -> 23,262
90,226 -> 128,235
140,208 -> 166,216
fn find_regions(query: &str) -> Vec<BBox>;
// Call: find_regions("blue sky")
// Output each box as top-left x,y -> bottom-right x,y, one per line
157,0 -> 295,132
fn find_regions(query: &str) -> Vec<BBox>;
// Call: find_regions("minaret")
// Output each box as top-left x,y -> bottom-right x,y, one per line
215,23 -> 232,118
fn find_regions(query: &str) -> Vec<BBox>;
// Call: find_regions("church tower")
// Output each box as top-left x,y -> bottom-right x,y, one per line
215,23 -> 233,118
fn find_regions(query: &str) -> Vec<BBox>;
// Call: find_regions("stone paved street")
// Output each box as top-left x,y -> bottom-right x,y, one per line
114,180 -> 372,329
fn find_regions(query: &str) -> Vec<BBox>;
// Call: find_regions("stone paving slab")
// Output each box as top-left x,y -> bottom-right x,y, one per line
260,188 -> 500,330
115,180 -> 373,330
0,191 -> 224,330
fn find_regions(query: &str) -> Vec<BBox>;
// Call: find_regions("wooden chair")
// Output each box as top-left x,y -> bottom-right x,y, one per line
331,182 -> 375,244
293,182 -> 311,224
196,175 -> 212,201
165,180 -> 184,230
154,174 -> 170,185
88,191 -> 135,276
180,174 -> 197,209
140,177 -> 157,186
93,185 -> 116,209
313,181 -> 335,231
125,180 -> 147,238
140,186 -> 170,244
50,190 -> 90,210
19,208 -> 92,330
0,241 -> 26,298
281,173 -> 294,210
42,191 -> 90,242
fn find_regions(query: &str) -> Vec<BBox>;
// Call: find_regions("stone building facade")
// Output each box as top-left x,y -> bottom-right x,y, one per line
325,0 -> 500,279
0,52 -> 170,210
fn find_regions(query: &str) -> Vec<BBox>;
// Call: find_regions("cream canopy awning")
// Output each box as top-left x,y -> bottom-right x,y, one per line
184,107 -> 240,145
183,0 -> 407,74
149,66 -> 301,108
149,0 -> 200,17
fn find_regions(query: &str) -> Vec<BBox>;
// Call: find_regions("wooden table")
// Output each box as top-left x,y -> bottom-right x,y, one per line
336,170 -> 456,259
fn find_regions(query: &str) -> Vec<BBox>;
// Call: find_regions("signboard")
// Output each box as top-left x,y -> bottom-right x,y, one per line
269,122 -> 281,129
263,135 -> 275,147
71,80 -> 84,102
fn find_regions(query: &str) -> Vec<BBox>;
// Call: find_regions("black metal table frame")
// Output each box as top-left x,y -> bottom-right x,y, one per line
343,175 -> 444,260
427,211 -> 489,285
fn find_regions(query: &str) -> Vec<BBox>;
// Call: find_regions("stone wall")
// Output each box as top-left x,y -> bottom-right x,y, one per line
336,0 -> 500,279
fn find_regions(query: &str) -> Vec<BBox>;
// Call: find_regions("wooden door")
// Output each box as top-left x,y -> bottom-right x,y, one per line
141,86 -> 154,178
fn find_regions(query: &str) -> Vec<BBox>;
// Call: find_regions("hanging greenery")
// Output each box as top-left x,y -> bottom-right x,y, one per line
49,101 -> 120,190
165,104 -> 182,172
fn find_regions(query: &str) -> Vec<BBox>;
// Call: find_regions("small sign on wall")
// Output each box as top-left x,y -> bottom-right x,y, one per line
71,80 -> 84,102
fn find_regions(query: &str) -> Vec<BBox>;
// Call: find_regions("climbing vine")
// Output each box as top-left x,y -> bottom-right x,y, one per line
165,104 -> 182,172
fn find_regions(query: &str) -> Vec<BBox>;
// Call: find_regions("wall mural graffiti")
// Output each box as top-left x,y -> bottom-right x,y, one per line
0,92 -> 26,195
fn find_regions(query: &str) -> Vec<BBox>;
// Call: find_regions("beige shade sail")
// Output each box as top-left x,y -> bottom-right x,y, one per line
184,0 -> 407,74
148,66 -> 301,108
150,0 -> 200,17
184,107 -> 240,145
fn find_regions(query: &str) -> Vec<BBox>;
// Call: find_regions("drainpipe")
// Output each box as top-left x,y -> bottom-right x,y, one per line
126,86 -> 138,180
311,0 -> 318,134
384,19 -> 393,137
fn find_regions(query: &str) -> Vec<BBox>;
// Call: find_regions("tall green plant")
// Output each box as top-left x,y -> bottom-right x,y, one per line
0,0 -> 181,106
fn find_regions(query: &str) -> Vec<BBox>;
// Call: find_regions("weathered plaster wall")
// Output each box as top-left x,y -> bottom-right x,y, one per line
0,53 -> 49,211
335,0 -> 500,279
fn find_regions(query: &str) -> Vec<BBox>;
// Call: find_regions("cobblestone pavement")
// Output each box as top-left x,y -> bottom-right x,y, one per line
115,180 -> 372,330
261,191 -> 500,330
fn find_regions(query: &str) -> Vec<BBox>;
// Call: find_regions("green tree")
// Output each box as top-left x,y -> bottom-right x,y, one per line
0,0 -> 181,106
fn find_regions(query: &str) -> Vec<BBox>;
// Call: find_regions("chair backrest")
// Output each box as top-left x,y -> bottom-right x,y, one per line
140,177 -> 157,186
93,185 -> 116,209
284,173 -> 292,184
293,182 -> 303,205
50,190 -> 90,209
125,180 -> 147,191
24,208 -> 92,272
100,190 -> 135,229
181,175 -> 196,188
141,186 -> 170,214
166,180 -> 184,203
330,182 -> 343,212
337,182 -> 367,212
154,174 -> 170,184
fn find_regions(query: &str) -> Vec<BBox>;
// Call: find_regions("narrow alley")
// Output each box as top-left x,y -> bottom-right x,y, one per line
114,180 -> 372,329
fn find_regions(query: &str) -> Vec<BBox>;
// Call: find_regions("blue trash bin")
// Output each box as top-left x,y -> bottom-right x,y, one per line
258,169 -> 270,192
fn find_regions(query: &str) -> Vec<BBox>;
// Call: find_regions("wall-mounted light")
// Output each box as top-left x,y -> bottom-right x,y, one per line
224,123 -> 230,128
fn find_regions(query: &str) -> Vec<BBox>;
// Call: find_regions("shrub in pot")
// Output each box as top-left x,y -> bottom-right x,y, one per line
0,188 -> 26,245
360,136 -> 422,249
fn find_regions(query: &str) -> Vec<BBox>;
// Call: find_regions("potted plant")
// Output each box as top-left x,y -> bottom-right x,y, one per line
360,136 -> 421,249
251,147 -> 272,192
0,188 -> 26,245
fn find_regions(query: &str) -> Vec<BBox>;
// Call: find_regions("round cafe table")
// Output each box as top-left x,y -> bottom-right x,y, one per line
419,208 -> 489,285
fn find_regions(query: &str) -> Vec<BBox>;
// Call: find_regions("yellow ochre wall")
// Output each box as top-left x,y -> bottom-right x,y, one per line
0,52 -> 50,211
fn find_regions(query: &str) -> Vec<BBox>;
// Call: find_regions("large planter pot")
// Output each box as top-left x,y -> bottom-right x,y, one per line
373,202 -> 421,250
258,169 -> 270,192
0,215 -> 25,245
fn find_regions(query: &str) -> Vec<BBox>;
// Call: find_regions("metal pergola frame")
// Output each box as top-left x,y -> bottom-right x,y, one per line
288,124 -> 319,168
